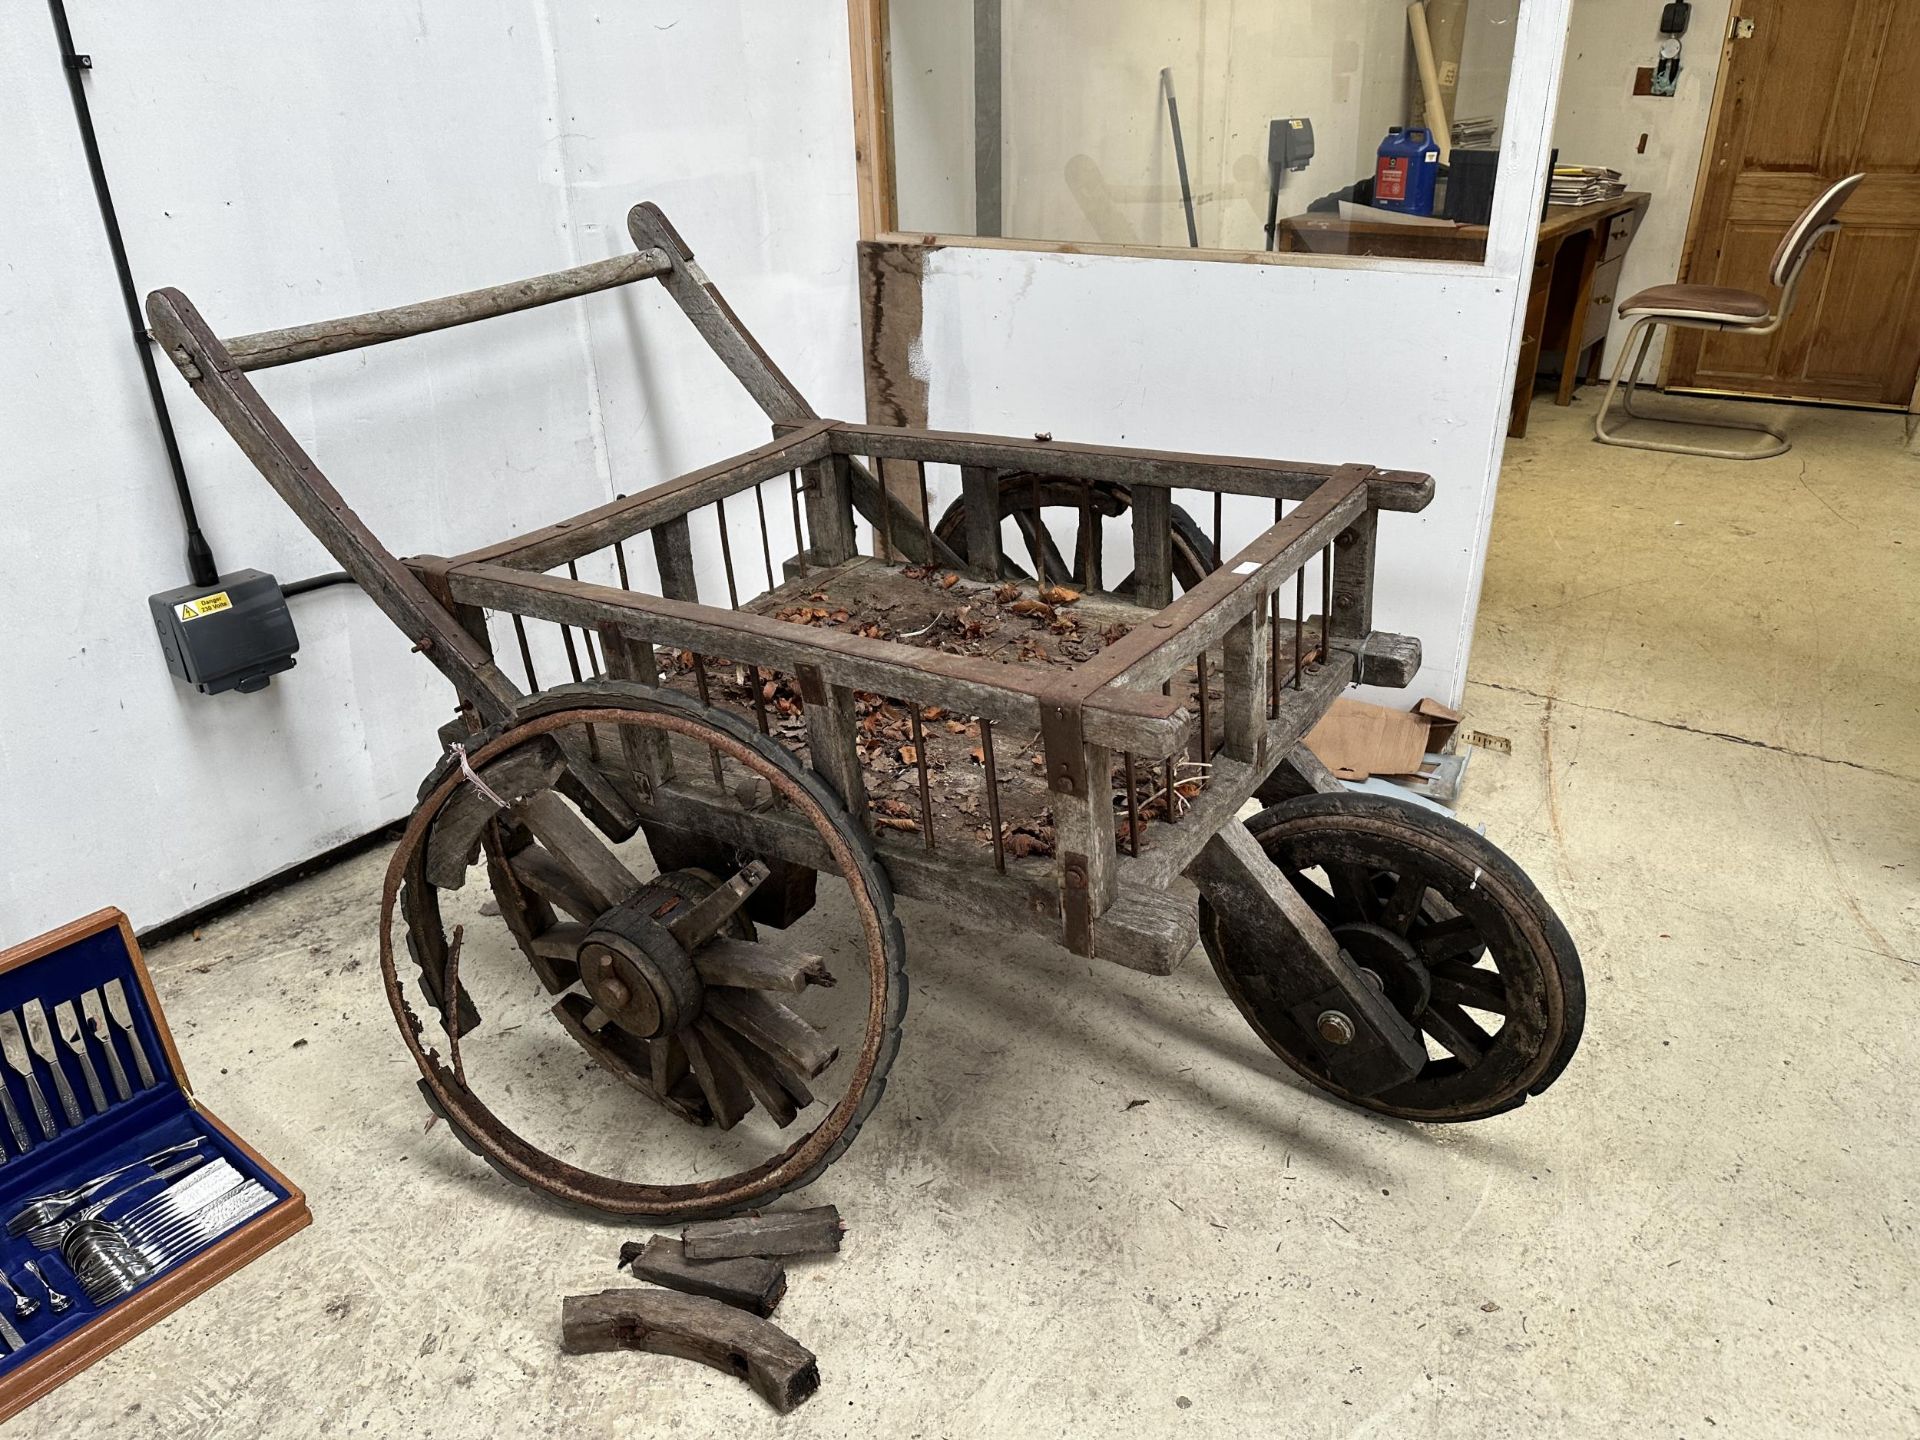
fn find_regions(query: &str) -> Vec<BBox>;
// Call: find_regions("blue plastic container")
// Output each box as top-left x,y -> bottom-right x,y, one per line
1374,126 -> 1440,216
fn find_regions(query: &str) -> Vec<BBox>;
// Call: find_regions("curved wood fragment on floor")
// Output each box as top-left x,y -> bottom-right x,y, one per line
561,1288 -> 818,1413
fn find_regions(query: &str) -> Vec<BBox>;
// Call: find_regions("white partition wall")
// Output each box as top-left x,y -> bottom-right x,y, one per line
897,0 -> 1574,709
0,1 -> 864,935
0,0 -> 1569,935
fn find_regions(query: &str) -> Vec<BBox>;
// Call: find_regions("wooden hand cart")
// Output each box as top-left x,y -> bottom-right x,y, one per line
149,203 -> 1584,1219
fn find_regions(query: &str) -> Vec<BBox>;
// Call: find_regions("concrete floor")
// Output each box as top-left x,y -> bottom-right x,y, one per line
9,393 -> 1916,1437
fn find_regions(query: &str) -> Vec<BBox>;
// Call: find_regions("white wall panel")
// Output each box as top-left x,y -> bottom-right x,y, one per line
916,0 -> 1574,709
0,1 -> 860,935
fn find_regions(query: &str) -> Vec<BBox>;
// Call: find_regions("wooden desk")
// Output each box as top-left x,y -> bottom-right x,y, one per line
1511,192 -> 1650,436
1274,192 -> 1652,437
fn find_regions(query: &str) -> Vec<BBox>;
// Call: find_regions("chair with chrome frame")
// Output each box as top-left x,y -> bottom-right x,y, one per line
1594,172 -> 1864,460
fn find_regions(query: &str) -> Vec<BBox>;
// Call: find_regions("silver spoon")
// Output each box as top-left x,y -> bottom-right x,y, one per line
0,1272 -> 37,1319
23,1261 -> 69,1313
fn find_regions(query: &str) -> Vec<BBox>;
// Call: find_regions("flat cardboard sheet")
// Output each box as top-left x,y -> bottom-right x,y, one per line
1303,697 -> 1432,781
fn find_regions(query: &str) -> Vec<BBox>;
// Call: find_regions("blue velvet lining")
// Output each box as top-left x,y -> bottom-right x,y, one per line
0,925 -> 289,1372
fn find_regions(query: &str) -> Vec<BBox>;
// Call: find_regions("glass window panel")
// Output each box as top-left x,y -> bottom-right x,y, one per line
886,0 -> 1528,264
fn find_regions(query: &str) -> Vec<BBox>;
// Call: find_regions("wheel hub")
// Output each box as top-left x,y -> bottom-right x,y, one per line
1332,921 -> 1431,1018
577,896 -> 703,1039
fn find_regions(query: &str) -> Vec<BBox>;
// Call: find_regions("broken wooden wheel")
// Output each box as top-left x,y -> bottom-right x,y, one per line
932,475 -> 1217,593
1199,791 -> 1585,1121
383,682 -> 906,1219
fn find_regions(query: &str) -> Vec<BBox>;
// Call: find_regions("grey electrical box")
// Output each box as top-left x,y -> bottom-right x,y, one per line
1269,117 -> 1315,173
149,569 -> 299,695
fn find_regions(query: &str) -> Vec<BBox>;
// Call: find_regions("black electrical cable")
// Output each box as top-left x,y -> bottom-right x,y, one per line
49,0 -> 219,589
281,572 -> 357,598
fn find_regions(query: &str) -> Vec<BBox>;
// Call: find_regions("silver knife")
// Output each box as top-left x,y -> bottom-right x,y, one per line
53,1001 -> 106,1115
104,981 -> 157,1090
0,1312 -> 20,1352
0,1062 -> 26,1153
22,1002 -> 80,1128
0,1067 -> 25,1159
0,1015 -> 57,1140
81,990 -> 130,1102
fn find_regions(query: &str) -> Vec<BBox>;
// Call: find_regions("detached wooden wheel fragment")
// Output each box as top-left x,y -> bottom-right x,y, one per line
1200,791 -> 1585,1121
382,683 -> 906,1219
932,474 -> 1218,592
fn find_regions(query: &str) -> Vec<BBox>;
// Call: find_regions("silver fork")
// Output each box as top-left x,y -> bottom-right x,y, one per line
24,1158 -> 202,1250
7,1137 -> 206,1235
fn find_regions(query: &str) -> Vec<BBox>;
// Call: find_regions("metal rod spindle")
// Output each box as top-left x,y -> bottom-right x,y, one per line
1079,478 -> 1094,587
1294,567 -> 1306,689
1123,751 -> 1141,857
1196,651 -> 1210,763
909,708 -> 934,851
916,460 -> 933,562
753,482 -> 776,593
513,614 -> 538,690
878,457 -> 895,561
1162,679 -> 1178,824
979,718 -> 1005,872
1320,544 -> 1333,669
716,495 -> 740,609
1032,471 -> 1045,587
1212,491 -> 1223,566
787,469 -> 809,577
557,616 -> 597,759
748,664 -> 771,736
613,538 -> 632,590
565,562 -> 602,675
690,653 -> 725,786
1268,589 -> 1281,718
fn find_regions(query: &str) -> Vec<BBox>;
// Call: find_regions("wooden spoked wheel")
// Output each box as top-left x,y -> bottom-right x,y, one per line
932,474 -> 1217,593
1199,791 -> 1585,1122
382,682 -> 907,1219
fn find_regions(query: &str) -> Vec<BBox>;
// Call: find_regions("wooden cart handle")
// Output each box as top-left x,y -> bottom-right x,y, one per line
217,248 -> 672,371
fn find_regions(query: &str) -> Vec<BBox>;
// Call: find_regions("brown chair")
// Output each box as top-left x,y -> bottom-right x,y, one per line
1594,173 -> 1864,459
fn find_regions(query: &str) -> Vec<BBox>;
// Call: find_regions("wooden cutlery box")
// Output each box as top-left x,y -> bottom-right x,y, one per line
0,908 -> 308,1422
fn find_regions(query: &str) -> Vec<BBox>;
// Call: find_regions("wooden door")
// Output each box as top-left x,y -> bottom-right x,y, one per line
1668,0 -> 1920,407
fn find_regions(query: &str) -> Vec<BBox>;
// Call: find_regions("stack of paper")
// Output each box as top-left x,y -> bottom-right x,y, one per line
1451,116 -> 1498,149
1549,165 -> 1626,205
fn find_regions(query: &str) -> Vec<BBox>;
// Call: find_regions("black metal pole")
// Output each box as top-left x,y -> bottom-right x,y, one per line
1161,68 -> 1199,249
48,0 -> 219,588
1264,120 -> 1285,251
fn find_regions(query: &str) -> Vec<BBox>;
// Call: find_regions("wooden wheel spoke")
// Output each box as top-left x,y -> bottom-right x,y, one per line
1324,863 -> 1379,923
705,988 -> 839,1080
679,1025 -> 754,1130
695,1021 -> 801,1129
667,861 -> 770,949
1012,509 -> 1072,586
693,938 -> 834,993
1279,863 -> 1343,925
648,1034 -> 691,1099
1419,1000 -> 1493,1068
550,994 -> 706,1123
529,922 -> 589,962
1379,872 -> 1427,935
513,790 -> 644,915
1426,962 -> 1509,1015
1414,914 -> 1487,963
509,845 -> 601,923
